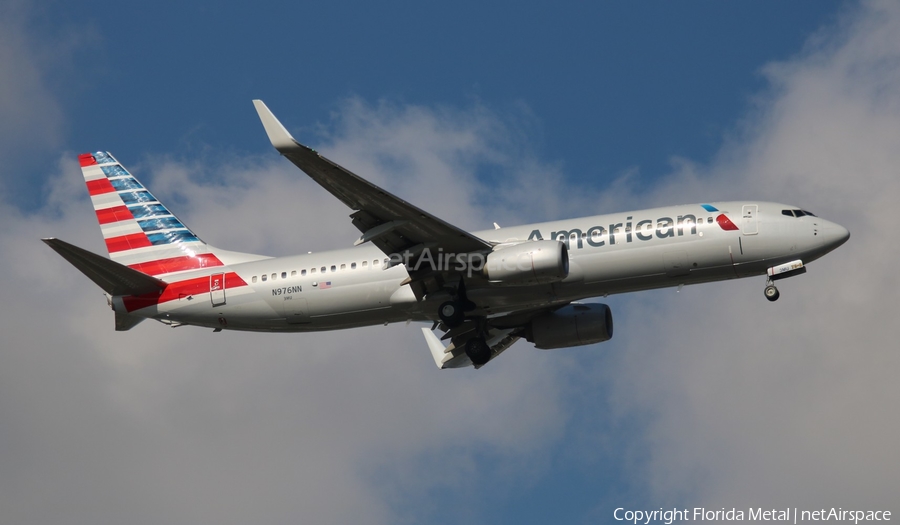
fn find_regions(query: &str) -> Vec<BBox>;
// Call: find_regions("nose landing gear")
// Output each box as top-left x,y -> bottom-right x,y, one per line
764,281 -> 780,302
763,259 -> 806,302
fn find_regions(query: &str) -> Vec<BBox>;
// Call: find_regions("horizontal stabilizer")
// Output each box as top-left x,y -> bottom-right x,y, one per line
43,238 -> 167,296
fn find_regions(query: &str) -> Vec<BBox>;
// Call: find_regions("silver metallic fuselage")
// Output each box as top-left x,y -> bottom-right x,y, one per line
137,201 -> 849,332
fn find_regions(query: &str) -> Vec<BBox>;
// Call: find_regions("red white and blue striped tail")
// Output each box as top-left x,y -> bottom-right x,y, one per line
79,151 -> 225,279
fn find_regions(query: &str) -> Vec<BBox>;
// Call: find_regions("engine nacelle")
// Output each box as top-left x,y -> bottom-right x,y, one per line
482,240 -> 568,286
526,303 -> 613,349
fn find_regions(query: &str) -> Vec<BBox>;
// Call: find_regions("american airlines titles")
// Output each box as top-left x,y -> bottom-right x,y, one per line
386,214 -> 703,277
527,214 -> 700,249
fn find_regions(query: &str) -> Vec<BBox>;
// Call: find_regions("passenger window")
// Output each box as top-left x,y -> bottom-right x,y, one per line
321,266 -> 326,273
261,274 -> 267,282
340,264 -> 346,270
271,273 -> 277,280
282,272 -> 287,279
310,268 -> 316,274
362,260 -> 368,268
331,265 -> 336,272
708,217 -> 713,223
351,262 -> 357,269
301,269 -> 307,276
374,259 -> 379,266
291,271 -> 296,277
252,276 -> 257,283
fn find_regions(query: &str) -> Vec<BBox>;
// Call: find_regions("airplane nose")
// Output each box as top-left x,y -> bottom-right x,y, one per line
824,221 -> 850,250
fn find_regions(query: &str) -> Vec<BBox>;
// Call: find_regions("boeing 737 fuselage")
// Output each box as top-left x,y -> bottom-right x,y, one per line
44,101 -> 850,368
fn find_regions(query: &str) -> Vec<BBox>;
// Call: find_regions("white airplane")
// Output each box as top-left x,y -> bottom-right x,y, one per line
44,100 -> 850,369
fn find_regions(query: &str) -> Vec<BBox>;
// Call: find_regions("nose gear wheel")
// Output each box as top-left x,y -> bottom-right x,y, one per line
764,281 -> 780,302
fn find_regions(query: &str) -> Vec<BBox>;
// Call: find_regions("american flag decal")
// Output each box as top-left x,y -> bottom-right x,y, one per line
320,281 -> 332,289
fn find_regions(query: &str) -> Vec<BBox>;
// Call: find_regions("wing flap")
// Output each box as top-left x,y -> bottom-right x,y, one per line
422,325 -> 520,369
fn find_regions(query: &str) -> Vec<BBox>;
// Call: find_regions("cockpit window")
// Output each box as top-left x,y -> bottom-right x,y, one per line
782,209 -> 816,218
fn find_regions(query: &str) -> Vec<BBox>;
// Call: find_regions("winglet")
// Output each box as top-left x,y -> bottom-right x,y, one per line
252,99 -> 299,152
421,327 -> 450,369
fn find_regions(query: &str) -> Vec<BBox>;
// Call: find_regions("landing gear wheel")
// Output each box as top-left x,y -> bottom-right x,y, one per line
465,337 -> 492,366
764,284 -> 780,302
438,300 -> 465,328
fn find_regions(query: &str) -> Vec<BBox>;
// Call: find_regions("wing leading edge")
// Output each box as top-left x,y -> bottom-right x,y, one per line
252,100 -> 492,269
253,100 -> 549,368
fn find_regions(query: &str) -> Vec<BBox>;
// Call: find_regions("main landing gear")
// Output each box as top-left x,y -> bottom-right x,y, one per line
438,300 -> 465,327
434,280 -> 490,365
464,336 -> 491,366
764,280 -> 780,302
436,280 -> 475,329
437,303 -> 491,365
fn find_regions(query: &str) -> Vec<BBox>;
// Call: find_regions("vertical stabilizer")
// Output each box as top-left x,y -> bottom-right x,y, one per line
78,151 -> 225,279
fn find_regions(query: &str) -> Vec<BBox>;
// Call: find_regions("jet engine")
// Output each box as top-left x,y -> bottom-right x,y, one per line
525,303 -> 613,349
482,240 -> 568,286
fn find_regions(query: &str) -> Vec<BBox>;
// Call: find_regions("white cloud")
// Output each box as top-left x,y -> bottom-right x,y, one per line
0,99 -> 570,525
596,0 -> 900,510
0,2 -> 68,184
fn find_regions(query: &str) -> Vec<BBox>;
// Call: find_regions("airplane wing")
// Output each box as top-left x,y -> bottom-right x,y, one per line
253,100 -> 492,265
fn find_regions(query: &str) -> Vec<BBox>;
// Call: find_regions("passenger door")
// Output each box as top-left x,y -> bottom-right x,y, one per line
210,272 -> 226,306
741,204 -> 759,235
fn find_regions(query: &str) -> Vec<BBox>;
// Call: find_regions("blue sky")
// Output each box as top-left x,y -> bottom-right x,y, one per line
14,1 -> 841,204
3,1 -> 899,524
